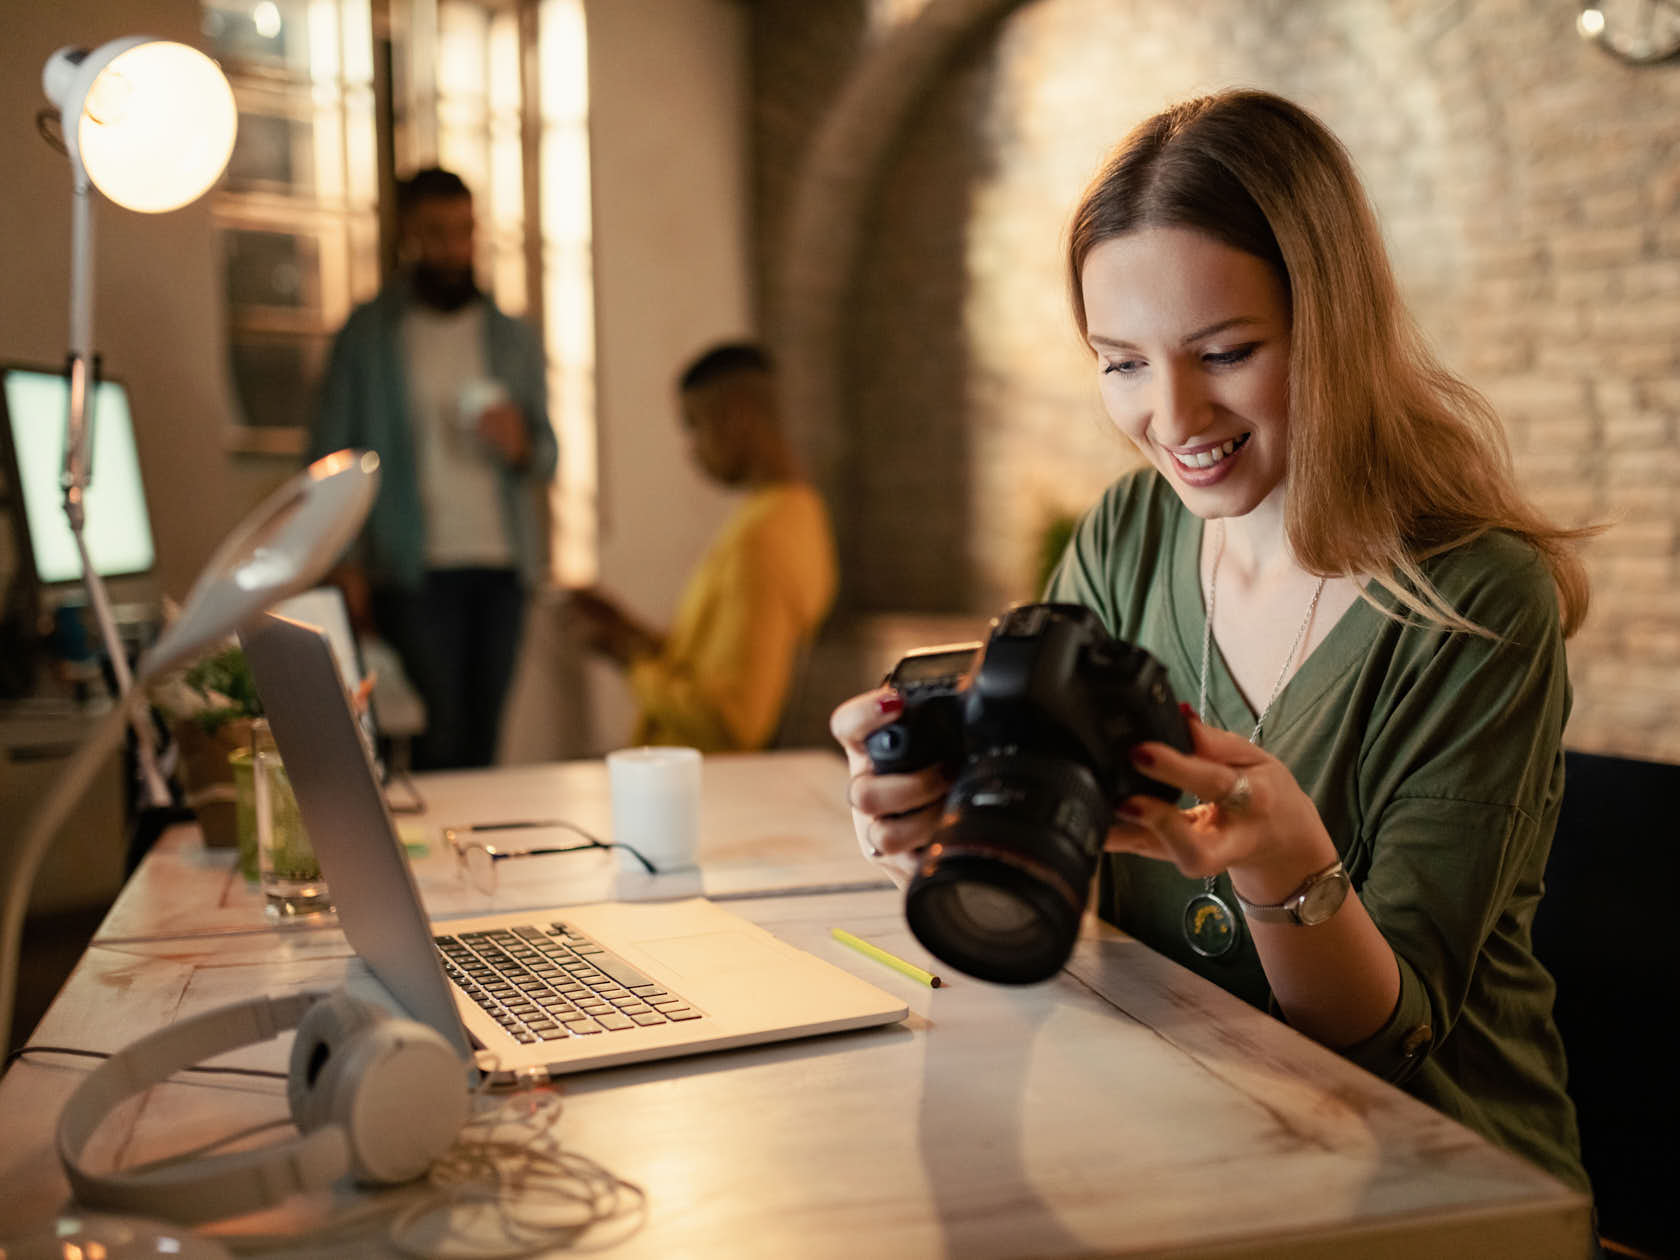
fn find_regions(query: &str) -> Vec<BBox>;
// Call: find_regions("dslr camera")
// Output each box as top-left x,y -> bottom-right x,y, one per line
866,602 -> 1191,984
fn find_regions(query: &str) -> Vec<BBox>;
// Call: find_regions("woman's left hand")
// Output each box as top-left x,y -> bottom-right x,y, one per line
1107,712 -> 1337,902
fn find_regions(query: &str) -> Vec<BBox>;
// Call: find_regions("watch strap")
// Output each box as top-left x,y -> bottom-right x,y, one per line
1232,859 -> 1349,925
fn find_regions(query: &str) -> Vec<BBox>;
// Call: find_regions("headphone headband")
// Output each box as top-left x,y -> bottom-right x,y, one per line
57,990 -> 463,1224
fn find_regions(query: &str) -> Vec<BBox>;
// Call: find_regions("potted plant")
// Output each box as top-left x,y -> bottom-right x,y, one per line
150,642 -> 264,851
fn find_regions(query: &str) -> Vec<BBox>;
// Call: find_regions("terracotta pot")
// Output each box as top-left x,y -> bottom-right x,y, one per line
173,716 -> 256,850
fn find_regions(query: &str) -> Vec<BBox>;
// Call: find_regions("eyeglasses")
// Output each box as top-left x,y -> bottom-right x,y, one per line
443,820 -> 659,895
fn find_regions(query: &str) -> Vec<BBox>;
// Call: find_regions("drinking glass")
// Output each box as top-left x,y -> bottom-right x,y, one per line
252,721 -> 332,921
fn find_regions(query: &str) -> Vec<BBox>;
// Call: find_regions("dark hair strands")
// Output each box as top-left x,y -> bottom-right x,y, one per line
397,166 -> 471,218
679,341 -> 775,393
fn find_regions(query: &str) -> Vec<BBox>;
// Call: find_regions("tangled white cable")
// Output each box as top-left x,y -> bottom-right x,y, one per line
390,1088 -> 646,1258
222,1087 -> 646,1258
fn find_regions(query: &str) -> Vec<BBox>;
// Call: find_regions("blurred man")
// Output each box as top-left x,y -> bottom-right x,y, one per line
570,343 -> 836,752
310,167 -> 556,769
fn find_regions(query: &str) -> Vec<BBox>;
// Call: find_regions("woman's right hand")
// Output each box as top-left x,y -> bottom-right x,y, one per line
829,688 -> 952,889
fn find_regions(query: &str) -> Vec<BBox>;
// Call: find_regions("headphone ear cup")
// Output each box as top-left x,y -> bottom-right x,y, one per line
288,993 -> 387,1133
288,993 -> 468,1185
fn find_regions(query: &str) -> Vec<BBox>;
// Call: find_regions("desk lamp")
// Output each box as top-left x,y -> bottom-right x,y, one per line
0,450 -> 381,1054
39,37 -> 239,805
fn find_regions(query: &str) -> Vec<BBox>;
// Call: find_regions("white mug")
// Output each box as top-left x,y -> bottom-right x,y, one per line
606,746 -> 701,872
456,378 -> 510,433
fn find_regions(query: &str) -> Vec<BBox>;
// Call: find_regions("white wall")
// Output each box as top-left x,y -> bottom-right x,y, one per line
0,0 -> 297,608
580,0 -> 756,749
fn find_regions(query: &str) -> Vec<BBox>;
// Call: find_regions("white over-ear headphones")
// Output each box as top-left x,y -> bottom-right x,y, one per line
58,990 -> 469,1225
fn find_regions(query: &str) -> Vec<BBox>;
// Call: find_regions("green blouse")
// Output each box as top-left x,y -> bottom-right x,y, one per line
1045,469 -> 1588,1193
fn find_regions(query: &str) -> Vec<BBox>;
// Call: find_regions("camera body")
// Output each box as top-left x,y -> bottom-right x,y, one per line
867,602 -> 1191,984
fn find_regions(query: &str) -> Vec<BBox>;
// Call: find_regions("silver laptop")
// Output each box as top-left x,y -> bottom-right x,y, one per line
241,611 -> 907,1077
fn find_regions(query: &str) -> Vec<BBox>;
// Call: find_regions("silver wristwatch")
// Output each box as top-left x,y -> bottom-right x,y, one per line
1232,859 -> 1350,926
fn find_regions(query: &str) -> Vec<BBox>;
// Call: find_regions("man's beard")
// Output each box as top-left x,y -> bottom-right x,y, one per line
411,263 -> 480,312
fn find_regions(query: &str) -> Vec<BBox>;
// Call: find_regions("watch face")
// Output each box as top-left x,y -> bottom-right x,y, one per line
1580,0 -> 1680,64
1297,872 -> 1350,925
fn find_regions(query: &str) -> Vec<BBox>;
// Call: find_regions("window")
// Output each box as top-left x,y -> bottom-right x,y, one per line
537,0 -> 594,586
203,0 -> 597,585
205,0 -> 379,455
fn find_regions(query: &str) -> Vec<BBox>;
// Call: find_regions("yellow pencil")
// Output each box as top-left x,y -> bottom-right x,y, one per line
831,927 -> 943,988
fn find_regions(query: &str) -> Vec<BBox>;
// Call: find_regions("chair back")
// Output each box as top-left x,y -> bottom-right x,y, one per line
1532,749 -> 1680,1257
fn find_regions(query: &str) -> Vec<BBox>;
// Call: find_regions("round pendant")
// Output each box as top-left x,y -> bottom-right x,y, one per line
1183,891 -> 1239,959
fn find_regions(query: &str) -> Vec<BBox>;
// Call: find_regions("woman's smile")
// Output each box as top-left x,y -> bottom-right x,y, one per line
1170,432 -> 1251,475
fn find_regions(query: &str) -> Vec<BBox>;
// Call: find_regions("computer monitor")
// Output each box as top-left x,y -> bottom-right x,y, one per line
0,363 -> 157,588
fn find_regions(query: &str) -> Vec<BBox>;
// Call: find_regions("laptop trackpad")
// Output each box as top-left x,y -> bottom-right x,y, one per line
638,931 -> 789,979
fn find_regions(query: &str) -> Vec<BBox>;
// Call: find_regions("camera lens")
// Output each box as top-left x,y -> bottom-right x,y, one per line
904,754 -> 1110,984
945,884 -> 1039,936
907,859 -> 1075,983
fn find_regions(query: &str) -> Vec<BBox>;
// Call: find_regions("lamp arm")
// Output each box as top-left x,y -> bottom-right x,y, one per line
60,164 -> 168,809
68,173 -> 93,378
71,522 -> 170,808
0,688 -> 138,1054
62,176 -> 93,537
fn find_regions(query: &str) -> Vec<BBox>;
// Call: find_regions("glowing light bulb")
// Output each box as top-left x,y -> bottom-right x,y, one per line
69,41 -> 237,213
253,1 -> 283,40
82,69 -> 134,127
1578,7 -> 1606,38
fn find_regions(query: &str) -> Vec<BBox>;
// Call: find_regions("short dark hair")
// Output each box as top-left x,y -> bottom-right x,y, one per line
678,342 -> 774,393
396,167 -> 471,218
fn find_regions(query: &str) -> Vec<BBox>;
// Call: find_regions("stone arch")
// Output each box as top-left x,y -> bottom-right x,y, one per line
771,0 -> 1032,508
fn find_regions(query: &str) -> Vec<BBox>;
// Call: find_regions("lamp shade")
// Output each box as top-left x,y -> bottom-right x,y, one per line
142,449 -> 382,679
43,37 -> 237,213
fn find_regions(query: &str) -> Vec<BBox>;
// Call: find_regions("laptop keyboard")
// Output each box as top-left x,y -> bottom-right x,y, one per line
434,922 -> 703,1042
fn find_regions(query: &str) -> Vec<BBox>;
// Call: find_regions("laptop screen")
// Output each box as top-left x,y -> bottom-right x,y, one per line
0,364 -> 157,586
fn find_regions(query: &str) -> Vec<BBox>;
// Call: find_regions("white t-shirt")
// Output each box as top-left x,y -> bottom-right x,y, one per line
403,303 -> 514,569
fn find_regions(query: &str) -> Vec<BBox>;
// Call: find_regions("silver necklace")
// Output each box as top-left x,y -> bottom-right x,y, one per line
1182,521 -> 1326,959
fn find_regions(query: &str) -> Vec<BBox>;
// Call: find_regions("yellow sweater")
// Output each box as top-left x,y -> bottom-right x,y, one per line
627,483 -> 837,751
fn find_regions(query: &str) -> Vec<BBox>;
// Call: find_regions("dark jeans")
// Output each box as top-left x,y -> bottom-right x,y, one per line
372,568 -> 525,771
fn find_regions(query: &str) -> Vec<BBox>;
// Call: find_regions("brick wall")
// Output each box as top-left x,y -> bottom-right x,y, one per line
753,0 -> 1680,760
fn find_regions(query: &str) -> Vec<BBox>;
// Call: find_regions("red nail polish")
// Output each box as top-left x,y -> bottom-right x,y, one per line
878,691 -> 903,716
1179,702 -> 1195,721
1131,746 -> 1155,767
1119,800 -> 1145,819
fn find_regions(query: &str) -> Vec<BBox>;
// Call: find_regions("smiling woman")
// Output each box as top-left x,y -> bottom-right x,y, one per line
830,88 -> 1599,1207
1065,91 -> 1592,639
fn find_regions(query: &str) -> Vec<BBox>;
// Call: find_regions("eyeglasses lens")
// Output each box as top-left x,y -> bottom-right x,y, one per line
464,843 -> 497,895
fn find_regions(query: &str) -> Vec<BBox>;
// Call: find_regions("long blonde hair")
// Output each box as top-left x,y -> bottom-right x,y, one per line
1067,90 -> 1590,637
